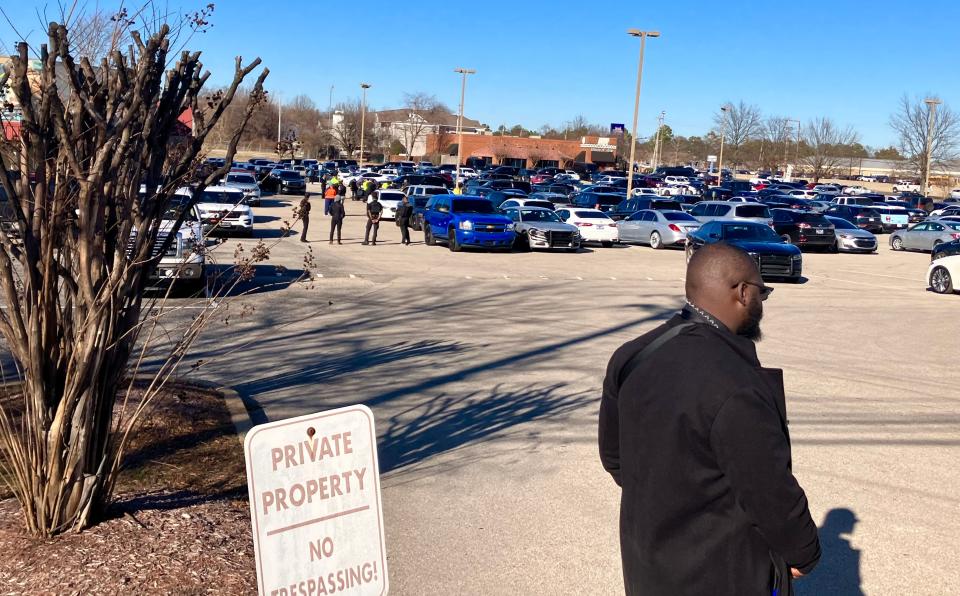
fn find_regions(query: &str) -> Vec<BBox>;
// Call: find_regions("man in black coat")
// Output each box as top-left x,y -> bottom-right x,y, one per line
599,242 -> 820,596
298,193 -> 311,243
395,195 -> 413,245
362,195 -> 382,246
328,198 -> 345,244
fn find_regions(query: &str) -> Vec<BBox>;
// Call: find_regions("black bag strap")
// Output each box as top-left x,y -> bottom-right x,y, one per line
617,323 -> 695,392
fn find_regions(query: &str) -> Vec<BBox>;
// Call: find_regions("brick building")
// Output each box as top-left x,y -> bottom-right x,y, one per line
425,133 -> 620,168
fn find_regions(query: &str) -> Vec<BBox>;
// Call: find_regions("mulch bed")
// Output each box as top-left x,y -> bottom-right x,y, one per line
0,383 -> 256,594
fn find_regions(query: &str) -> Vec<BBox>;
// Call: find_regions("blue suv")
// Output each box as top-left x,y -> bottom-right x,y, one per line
422,195 -> 516,251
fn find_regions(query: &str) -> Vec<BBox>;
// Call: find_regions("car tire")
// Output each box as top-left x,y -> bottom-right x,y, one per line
448,229 -> 461,252
515,233 -> 531,252
891,236 -> 904,251
424,224 -> 435,246
829,240 -> 839,254
930,266 -> 954,294
781,234 -> 793,244
601,241 -> 613,248
650,231 -> 663,249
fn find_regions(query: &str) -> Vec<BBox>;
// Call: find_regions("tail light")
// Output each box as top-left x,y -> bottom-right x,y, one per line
668,224 -> 681,232
609,222 -> 618,227
798,223 -> 811,229
952,233 -> 960,239
576,222 -> 593,227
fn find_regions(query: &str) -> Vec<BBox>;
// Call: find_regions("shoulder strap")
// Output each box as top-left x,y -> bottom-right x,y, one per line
617,323 -> 695,392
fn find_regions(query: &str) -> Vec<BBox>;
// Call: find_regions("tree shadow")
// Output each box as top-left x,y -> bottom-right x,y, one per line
796,508 -> 863,596
377,382 -> 592,473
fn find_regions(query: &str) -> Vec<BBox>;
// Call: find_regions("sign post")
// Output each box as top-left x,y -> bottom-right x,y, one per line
244,405 -> 388,596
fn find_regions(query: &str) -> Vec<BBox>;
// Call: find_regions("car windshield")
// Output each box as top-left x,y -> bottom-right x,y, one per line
279,171 -> 302,180
574,211 -> 612,219
380,193 -> 404,201
423,188 -> 447,195
945,222 -> 960,231
201,190 -> 244,204
524,201 -> 554,209
735,205 -> 771,217
226,174 -> 255,184
852,207 -> 879,216
453,199 -> 496,213
520,209 -> 561,222
795,213 -> 829,224
721,223 -> 781,241
663,211 -> 697,222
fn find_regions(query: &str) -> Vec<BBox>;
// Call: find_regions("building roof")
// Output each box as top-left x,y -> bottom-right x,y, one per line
375,108 -> 482,129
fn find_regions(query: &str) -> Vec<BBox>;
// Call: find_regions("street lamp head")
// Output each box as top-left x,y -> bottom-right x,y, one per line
627,29 -> 660,37
454,68 -> 476,74
360,83 -> 371,89
924,97 -> 942,106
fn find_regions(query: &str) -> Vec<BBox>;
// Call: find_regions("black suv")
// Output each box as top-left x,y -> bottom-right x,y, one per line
823,204 -> 883,233
272,170 -> 306,194
610,196 -> 683,221
771,209 -> 836,249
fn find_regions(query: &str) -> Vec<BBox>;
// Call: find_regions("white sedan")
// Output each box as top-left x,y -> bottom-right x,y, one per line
949,189 -> 960,200
928,254 -> 960,294
842,185 -> 872,195
369,189 -> 406,220
554,207 -> 619,247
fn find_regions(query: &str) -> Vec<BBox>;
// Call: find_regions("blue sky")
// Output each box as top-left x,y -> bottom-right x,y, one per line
3,0 -> 958,147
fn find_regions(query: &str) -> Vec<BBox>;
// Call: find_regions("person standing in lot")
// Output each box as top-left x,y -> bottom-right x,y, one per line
452,182 -> 463,195
323,184 -> 337,216
349,178 -> 358,199
298,194 -> 311,243
598,241 -> 820,596
329,197 -> 345,244
395,195 -> 413,245
363,194 -> 383,245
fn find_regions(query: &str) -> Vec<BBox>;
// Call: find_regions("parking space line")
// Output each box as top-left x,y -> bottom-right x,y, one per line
836,269 -> 923,282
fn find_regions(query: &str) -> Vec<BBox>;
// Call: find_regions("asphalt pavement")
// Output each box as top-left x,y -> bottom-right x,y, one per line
81,189 -> 960,593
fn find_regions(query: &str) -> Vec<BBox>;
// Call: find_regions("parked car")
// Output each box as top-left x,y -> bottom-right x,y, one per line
841,185 -> 872,195
271,170 -> 306,194
685,220 -> 803,281
527,191 -> 572,207
421,195 -> 515,251
502,207 -> 581,251
823,205 -> 883,233
869,205 -> 910,232
498,198 -> 557,211
188,186 -> 254,236
889,220 -> 960,252
405,185 -> 448,201
554,208 -> 619,247
484,189 -> 529,208
408,195 -> 432,231
931,239 -> 960,261
140,189 -> 206,290
609,196 -> 683,221
618,209 -> 700,249
826,216 -> 878,253
370,189 -> 406,220
770,209 -> 836,250
928,255 -> 960,294
688,201 -> 773,226
570,191 -> 626,213
221,172 -> 262,206
832,196 -> 877,206
892,182 -> 920,193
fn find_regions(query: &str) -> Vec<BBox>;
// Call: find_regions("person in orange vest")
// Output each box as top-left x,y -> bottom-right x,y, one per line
323,184 -> 337,216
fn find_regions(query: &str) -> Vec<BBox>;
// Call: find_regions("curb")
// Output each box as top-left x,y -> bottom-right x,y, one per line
186,378 -> 258,443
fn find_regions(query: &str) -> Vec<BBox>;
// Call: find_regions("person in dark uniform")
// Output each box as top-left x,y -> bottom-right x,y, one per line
395,195 -> 413,245
298,193 -> 311,242
599,242 -> 820,596
349,178 -> 358,199
363,194 -> 382,245
329,197 -> 345,244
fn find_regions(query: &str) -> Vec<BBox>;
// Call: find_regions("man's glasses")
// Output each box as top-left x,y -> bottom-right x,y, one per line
735,280 -> 774,300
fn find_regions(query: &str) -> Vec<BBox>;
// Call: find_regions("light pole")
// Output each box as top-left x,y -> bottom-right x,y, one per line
923,98 -> 941,196
454,67 -> 476,188
359,83 -> 370,167
626,29 -> 660,198
653,110 -> 665,170
716,104 -> 730,185
792,118 -> 801,177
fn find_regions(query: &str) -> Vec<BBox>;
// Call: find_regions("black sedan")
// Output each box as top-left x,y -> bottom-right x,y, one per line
823,204 -> 884,233
686,220 -> 803,282
771,209 -> 836,250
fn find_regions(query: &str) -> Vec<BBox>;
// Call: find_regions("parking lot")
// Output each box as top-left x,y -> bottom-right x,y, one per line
182,188 -> 959,595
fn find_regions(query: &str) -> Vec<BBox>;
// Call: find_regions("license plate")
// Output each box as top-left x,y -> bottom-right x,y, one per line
596,225 -> 605,229
816,229 -> 824,234
220,222 -> 232,227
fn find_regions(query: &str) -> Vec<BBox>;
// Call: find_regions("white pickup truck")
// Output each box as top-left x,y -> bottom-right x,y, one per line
135,188 -> 206,291
892,181 -> 920,193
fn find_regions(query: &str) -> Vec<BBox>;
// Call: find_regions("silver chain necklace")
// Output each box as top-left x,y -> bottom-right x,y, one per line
685,300 -> 720,329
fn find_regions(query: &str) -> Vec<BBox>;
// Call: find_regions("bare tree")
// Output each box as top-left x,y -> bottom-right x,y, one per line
761,116 -> 792,171
0,16 -> 268,537
397,92 -> 447,159
802,117 -> 859,182
330,99 -> 365,157
714,101 -> 763,167
890,95 -> 960,186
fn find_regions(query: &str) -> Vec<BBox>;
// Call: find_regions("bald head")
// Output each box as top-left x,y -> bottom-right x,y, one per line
686,242 -> 760,301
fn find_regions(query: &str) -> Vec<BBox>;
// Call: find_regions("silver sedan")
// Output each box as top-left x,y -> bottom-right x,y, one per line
618,209 -> 700,249
890,220 -> 960,252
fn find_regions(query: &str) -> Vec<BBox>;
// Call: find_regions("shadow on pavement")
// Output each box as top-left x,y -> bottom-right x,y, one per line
377,382 -> 592,473
796,508 -> 863,596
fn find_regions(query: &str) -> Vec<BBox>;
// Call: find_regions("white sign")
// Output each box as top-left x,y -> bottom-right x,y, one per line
244,405 -> 388,596
707,155 -> 717,163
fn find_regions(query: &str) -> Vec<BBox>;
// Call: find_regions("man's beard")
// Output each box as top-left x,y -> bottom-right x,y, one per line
737,298 -> 764,342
